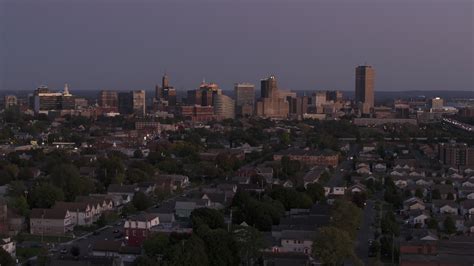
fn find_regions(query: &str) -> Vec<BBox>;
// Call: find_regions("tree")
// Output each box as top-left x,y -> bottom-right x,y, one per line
134,256 -> 156,266
199,228 -> 239,266
427,218 -> 438,230
431,189 -> 441,200
312,226 -> 354,265
270,187 -> 313,210
29,183 -> 64,208
98,156 -> 125,186
50,164 -> 93,201
169,235 -> 209,266
133,149 -> 144,159
233,225 -> 264,266
132,192 -> 152,211
351,192 -> 368,208
191,208 -> 225,230
306,183 -> 325,202
70,245 -> 80,257
7,180 -> 26,197
446,192 -> 455,200
9,195 -> 29,216
126,168 -> 151,184
415,188 -> 424,199
143,233 -> 170,257
231,191 -> 284,231
330,200 -> 362,239
443,216 -> 456,234
381,212 -> 400,236
18,167 -> 35,180
0,248 -> 14,266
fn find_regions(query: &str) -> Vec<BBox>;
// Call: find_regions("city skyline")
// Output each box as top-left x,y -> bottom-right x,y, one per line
1,0 -> 472,91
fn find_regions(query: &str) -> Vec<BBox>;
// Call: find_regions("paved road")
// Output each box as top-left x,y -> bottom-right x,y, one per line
327,144 -> 359,187
354,200 -> 375,265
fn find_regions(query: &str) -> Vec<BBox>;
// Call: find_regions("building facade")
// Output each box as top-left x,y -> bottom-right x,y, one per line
213,94 -> 235,119
98,90 -> 118,112
355,65 -> 375,114
234,83 -> 255,116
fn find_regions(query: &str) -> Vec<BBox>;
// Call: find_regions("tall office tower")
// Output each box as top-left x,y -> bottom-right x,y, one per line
326,90 -> 342,102
98,90 -> 118,110
395,104 -> 410,119
162,74 -> 169,88
313,91 -> 327,106
438,142 -> 474,168
3,95 -> 18,109
256,75 -> 290,118
155,73 -> 176,107
355,65 -> 375,114
163,88 -> 177,106
430,97 -> 444,111
118,92 -> 133,114
213,94 -> 235,119
289,96 -> 309,119
234,83 -> 255,116
260,75 -> 278,98
33,84 -> 74,114
189,82 -> 221,106
155,84 -> 163,100
187,89 -> 202,105
132,90 -> 146,116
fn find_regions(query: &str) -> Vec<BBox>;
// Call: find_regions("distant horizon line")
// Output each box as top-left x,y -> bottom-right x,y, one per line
0,89 -> 473,93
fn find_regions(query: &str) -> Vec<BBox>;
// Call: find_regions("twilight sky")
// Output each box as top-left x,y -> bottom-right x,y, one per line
1,0 -> 473,92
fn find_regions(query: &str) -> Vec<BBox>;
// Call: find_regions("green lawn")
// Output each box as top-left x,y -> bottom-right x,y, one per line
16,247 -> 45,260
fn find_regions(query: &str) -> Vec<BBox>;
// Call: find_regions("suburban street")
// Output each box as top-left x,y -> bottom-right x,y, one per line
354,200 -> 375,265
327,144 -> 359,187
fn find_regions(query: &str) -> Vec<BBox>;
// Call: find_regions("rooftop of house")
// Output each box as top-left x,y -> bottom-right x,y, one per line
107,184 -> 138,194
30,208 -> 69,220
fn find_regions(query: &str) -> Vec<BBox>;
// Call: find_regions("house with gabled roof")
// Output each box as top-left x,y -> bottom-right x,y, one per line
460,199 -> 474,217
431,200 -> 458,215
30,208 -> 73,236
53,201 -> 93,226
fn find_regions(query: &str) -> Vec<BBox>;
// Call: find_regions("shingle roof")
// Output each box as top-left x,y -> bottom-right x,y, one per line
30,208 -> 68,220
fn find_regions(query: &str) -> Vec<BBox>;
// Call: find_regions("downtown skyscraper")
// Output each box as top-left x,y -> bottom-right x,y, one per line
355,65 -> 375,114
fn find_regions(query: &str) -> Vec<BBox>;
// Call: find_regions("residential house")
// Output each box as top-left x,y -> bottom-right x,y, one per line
107,184 -> 138,204
460,199 -> 474,217
279,230 -> 314,254
461,180 -> 474,188
409,210 -> 430,227
373,163 -> 387,173
431,200 -> 458,215
92,240 -> 141,264
348,184 -> 367,194
0,237 -> 15,258
124,213 -> 160,246
403,197 -> 426,212
273,148 -> 339,167
438,215 -> 465,232
157,174 -> 190,190
458,188 -> 474,199
201,192 -> 227,209
302,166 -> 325,188
30,208 -> 73,236
53,202 -> 93,226
432,184 -> 456,200
174,199 -> 210,218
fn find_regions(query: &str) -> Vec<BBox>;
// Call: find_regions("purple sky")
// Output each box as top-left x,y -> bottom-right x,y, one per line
1,0 -> 473,92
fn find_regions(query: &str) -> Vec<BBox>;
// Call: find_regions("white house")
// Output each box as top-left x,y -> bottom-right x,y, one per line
279,230 -> 314,254
0,237 -> 15,258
